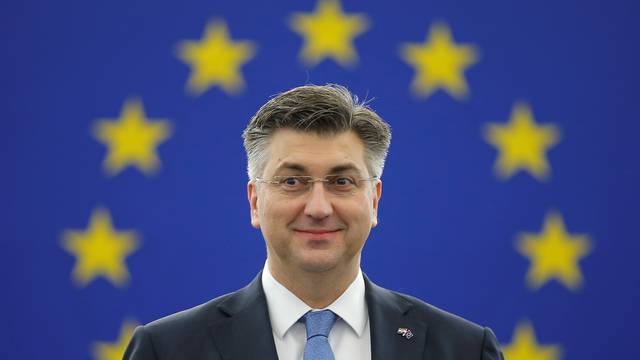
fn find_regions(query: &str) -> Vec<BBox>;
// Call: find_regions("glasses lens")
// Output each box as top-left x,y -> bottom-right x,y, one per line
325,175 -> 357,194
276,176 -> 308,193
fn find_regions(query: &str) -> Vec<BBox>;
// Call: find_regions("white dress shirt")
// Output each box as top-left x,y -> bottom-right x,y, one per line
261,263 -> 371,360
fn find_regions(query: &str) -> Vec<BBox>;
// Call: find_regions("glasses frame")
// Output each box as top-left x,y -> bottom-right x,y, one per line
253,174 -> 379,196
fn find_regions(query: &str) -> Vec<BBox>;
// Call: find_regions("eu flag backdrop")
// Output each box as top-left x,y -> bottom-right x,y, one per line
4,0 -> 639,358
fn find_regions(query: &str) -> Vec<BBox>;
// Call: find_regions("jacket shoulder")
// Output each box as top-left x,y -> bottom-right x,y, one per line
145,292 -> 232,334
124,273 -> 268,359
395,291 -> 485,334
365,276 -> 487,339
124,292 -> 236,360
382,290 -> 503,359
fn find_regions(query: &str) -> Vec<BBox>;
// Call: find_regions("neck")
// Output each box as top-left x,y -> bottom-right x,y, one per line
267,256 -> 360,309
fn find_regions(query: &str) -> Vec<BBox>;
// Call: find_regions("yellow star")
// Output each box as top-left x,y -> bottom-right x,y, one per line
93,320 -> 139,360
61,208 -> 139,287
502,321 -> 562,360
177,20 -> 256,95
400,23 -> 478,99
517,211 -> 592,291
93,98 -> 172,176
484,102 -> 560,181
290,0 -> 369,66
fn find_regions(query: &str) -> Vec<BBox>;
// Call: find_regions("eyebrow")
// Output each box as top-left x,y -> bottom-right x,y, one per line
274,162 -> 365,176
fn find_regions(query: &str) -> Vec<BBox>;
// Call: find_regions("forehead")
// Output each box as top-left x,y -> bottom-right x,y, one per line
264,129 -> 368,175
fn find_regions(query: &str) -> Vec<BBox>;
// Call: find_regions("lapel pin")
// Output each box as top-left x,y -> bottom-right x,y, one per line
397,327 -> 414,339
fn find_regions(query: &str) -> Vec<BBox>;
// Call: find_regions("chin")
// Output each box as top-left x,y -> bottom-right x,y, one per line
295,253 -> 342,273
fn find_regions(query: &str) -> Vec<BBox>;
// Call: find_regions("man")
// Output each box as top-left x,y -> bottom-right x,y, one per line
124,84 -> 504,359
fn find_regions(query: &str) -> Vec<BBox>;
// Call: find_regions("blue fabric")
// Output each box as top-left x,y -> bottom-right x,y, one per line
301,310 -> 337,360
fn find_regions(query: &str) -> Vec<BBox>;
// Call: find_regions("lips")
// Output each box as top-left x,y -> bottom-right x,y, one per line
293,228 -> 342,241
295,229 -> 340,234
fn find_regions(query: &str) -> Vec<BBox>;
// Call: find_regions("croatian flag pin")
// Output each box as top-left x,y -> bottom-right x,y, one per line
397,327 -> 414,339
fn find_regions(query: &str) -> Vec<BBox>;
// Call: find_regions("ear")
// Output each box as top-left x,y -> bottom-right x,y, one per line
371,180 -> 382,228
247,181 -> 261,229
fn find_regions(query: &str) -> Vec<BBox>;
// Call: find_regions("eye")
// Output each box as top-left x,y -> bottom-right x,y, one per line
279,177 -> 302,186
328,175 -> 356,187
275,176 -> 311,192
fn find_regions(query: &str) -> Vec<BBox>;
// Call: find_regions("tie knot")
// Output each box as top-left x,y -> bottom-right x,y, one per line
302,310 -> 336,339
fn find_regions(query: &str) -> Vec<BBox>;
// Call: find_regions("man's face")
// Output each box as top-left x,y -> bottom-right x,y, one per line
247,129 -> 382,275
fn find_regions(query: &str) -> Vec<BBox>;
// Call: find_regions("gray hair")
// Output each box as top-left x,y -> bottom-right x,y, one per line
242,84 -> 392,179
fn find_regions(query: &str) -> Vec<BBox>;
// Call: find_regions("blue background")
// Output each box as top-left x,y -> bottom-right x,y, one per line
3,0 -> 639,358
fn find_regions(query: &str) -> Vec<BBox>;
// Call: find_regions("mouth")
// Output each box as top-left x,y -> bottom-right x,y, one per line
295,229 -> 341,234
293,229 -> 342,241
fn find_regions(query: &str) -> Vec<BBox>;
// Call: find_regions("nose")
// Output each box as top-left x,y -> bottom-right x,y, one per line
303,182 -> 333,219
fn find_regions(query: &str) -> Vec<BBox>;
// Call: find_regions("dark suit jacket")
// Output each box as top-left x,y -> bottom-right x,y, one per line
124,272 -> 503,359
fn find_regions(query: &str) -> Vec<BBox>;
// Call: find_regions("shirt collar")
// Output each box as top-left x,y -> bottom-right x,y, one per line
261,262 -> 368,339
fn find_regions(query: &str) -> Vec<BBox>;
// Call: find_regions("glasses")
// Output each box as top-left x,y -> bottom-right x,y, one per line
254,175 -> 379,196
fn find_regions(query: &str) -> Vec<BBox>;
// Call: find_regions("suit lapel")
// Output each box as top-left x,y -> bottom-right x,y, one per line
365,274 -> 428,360
207,272 -> 428,359
208,273 -> 279,360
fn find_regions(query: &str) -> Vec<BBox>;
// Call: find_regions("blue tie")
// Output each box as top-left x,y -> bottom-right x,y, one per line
301,310 -> 337,360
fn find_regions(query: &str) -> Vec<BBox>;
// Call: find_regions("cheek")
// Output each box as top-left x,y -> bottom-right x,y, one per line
259,196 -> 299,228
339,201 -> 376,231
356,193 -> 378,222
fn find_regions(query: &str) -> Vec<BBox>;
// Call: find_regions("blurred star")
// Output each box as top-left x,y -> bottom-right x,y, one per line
61,208 -> 139,287
502,321 -> 562,360
93,98 -> 172,176
290,0 -> 369,67
484,102 -> 560,181
400,23 -> 478,99
517,211 -> 592,291
93,320 -> 139,360
177,20 -> 256,95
